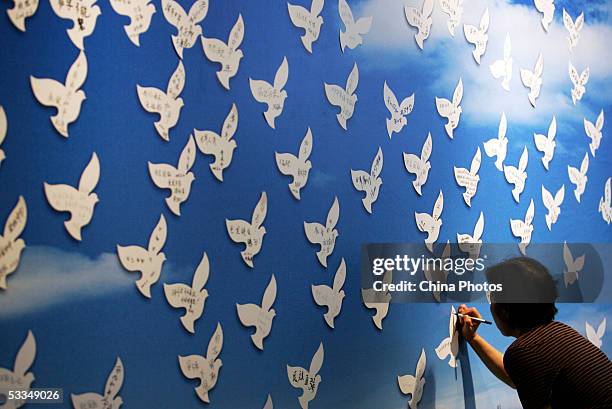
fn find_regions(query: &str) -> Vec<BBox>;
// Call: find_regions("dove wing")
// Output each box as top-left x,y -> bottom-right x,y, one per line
454,167 -> 470,187
0,106 -> 5,145
202,37 -> 230,63
548,116 -> 557,140
555,185 -> 565,206
519,147 -> 529,171
433,190 -> 444,220
148,162 -> 177,189
274,57 -> 289,90
304,221 -> 325,243
333,258 -> 347,291
473,212 -> 485,241
483,138 -> 499,157
327,197 -> 340,229
416,348 -> 426,380
597,318 -> 606,338
164,283 -> 191,308
563,9 -> 574,32
30,77 -> 66,109
44,183 -> 79,212
404,6 -> 420,28
403,153 -> 421,175
606,178 -> 611,204
137,86 -> 167,114
383,81 -> 399,114
435,97 -> 453,117
585,322 -> 598,345
188,0 -> 209,24
421,133 -> 432,161
109,0 -> 131,16
275,152 -> 298,176
228,14 -> 245,51
195,130 -> 221,155
226,219 -> 251,243
399,93 -> 415,115
236,303 -> 261,327
346,63 -> 359,95
167,61 -> 185,99
178,135 -> 196,173
161,0 -> 188,29
312,284 -> 333,307
116,245 -> 149,271
568,61 -> 578,85
65,51 -> 88,92
104,358 -> 124,400
580,67 -> 590,85
251,192 -> 267,229
535,54 -> 544,77
520,68 -> 535,87
453,78 -> 463,106
192,252 -> 210,292
78,153 -> 100,194
148,214 -> 167,254
480,8 -> 490,31
580,153 -> 589,174
288,4 -> 309,30
351,170 -> 370,191
4,196 -> 27,241
207,323 -> 223,360
311,0 -> 324,15
325,83 -> 345,107
568,165 -> 581,185
338,0 -> 354,27
542,185 -> 553,210
563,242 -> 573,268
470,147 -> 482,174
13,331 -> 36,376
534,133 -> 549,152
464,25 -> 479,44
510,219 -> 525,237
526,199 -> 535,225
397,374 -> 416,395
298,128 -> 313,161
178,355 -> 207,379
371,147 -> 383,179
309,342 -> 324,376
354,16 -> 372,35
222,103 -> 238,141
261,274 -> 277,311
596,110 -> 605,130
250,79 -> 274,103
287,365 -> 308,388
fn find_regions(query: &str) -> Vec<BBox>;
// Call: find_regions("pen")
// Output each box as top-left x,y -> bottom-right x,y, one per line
456,312 -> 493,325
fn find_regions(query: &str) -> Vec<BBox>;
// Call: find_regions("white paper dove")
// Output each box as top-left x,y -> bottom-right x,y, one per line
338,0 -> 372,52
490,33 -> 513,91
263,394 -> 273,409
384,81 -> 415,138
567,152 -> 589,203
50,0 -> 100,50
436,306 -> 459,368
226,192 -> 267,268
397,348 -> 426,409
236,274 -> 277,350
436,78 -> 463,139
161,0 -> 208,59
30,51 -> 87,138
584,110 -> 604,157
533,115 -> 556,170
0,331 -> 35,409
440,0 -> 463,36
325,63 -> 359,130
423,241 -> 450,302
164,252 -> 210,334
415,190 -> 443,253
463,8 -> 489,64
288,0 -> 324,53
520,53 -> 543,107
110,0 -> 156,46
569,61 -> 589,105
250,57 -> 289,129
534,0 -> 555,32
510,198 -> 535,256
454,146 -> 481,207
312,258 -> 346,328
44,152 -> 99,241
275,127 -> 313,200
194,103 -> 238,182
586,318 -> 606,349
201,14 -> 244,90
304,196 -> 339,267
7,0 -> 39,32
404,132 -> 432,196
563,241 -> 585,287
503,146 -> 528,203
178,323 -> 223,403
362,269 -> 392,330
404,0 -> 434,50
599,178 -> 612,224
287,342 -> 324,409
71,358 -> 124,409
137,59 -> 185,141
148,135 -> 196,216
542,184 -> 565,230
563,9 -> 583,52
0,106 -> 5,167
116,214 -> 167,298
483,112 -> 508,171
457,211 -> 484,259
0,196 -> 27,290
351,147 -> 383,214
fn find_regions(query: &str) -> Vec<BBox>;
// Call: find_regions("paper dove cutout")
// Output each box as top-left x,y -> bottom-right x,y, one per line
276,128 -> 313,200
71,358 -> 124,409
201,14 -> 244,90
397,348 -> 426,409
0,106 -> 5,167
0,331 -> 35,409
520,53 -> 543,107
569,61 -> 589,105
415,189 -> 443,253
586,318 -> 606,349
161,0 -> 208,59
110,0 -> 156,47
440,0 -> 463,36
148,135 -> 196,216
542,184 -> 565,230
533,115 -> 556,170
250,57 -> 289,129
463,8 -> 489,64
362,269 -> 392,330
178,323 -> 223,403
404,132 -> 432,196
50,0 -> 100,50
164,252 -> 210,333
453,146 -> 481,207
483,112 -> 508,171
351,147 -> 383,214
226,192 -> 267,268
436,306 -> 459,368
510,199 -> 535,256
534,0 -> 555,32
404,0 -> 434,50
423,241 -> 450,302
287,342 -> 324,409
116,214 -> 167,298
236,274 -> 277,350
44,152 -> 99,241
338,0 -> 372,52
288,0 -> 324,53
194,103 -> 238,182
7,0 -> 39,32
599,178 -> 612,224
137,60 -> 185,141
30,51 -> 87,138
263,394 -> 273,409
304,196 -> 339,267
436,78 -> 463,139
384,81 -> 415,138
490,33 -> 513,91
563,9 -> 583,52
312,258 -> 346,328
457,211 -> 484,259
504,146 -> 528,203
584,110 -> 604,157
563,241 -> 585,287
0,196 -> 27,290
325,63 -> 359,130
567,152 -> 589,203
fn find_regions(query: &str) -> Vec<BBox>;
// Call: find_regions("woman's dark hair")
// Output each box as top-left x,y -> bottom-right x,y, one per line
486,257 -> 558,331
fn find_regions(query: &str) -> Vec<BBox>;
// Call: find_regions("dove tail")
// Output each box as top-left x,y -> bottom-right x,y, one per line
362,198 -> 372,214
251,333 -> 264,350
64,220 -> 82,241
339,31 -> 347,52
165,197 -> 181,216
136,278 -> 153,299
7,9 -> 26,32
416,34 -> 424,50
472,50 -> 480,64
154,122 -> 169,141
264,111 -> 276,129
125,26 -> 140,47
445,123 -> 453,139
0,274 -> 6,290
574,190 -> 581,203
545,214 -> 552,230
336,114 -> 347,130
386,118 -> 393,138
590,143 -> 596,157
463,192 -> 471,207
67,28 -> 84,50
298,395 -> 310,409
300,35 -> 313,53
196,386 -> 210,404
316,250 -> 328,268
216,71 -> 230,91
210,165 -> 224,182
180,315 -> 195,334
413,181 -> 422,196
